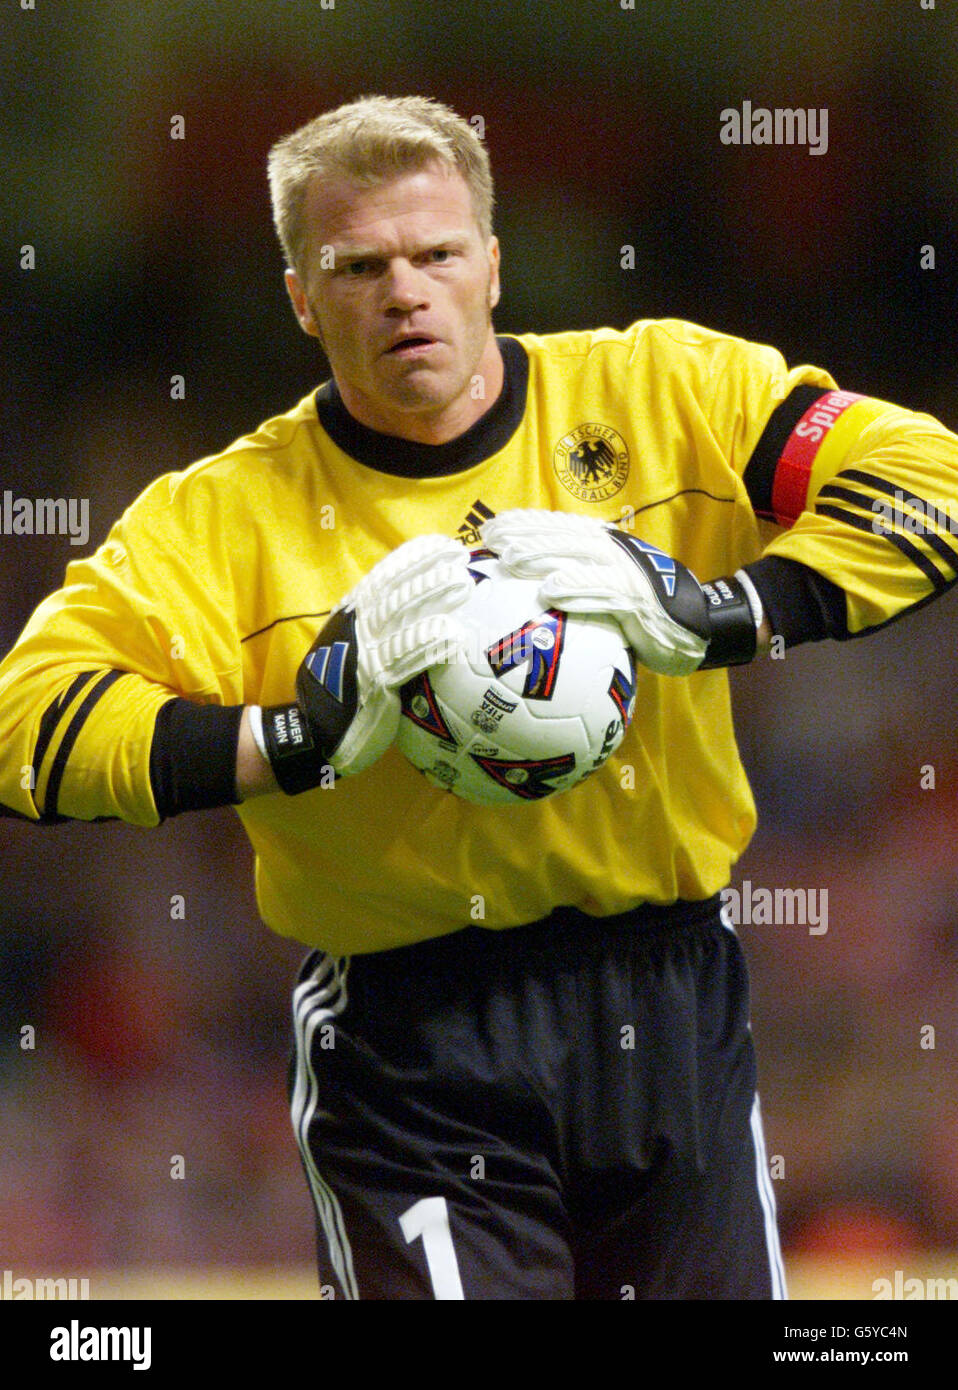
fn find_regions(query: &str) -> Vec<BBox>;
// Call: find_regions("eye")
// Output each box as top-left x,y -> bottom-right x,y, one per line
429,248 -> 451,263
346,260 -> 368,276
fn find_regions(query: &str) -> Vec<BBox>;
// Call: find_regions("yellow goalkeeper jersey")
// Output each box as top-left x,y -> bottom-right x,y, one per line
1,319 -> 957,952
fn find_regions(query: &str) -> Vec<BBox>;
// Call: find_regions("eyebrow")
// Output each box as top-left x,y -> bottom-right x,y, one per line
326,232 -> 472,265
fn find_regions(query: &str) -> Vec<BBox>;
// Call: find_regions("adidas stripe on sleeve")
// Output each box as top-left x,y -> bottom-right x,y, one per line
708,337 -> 958,642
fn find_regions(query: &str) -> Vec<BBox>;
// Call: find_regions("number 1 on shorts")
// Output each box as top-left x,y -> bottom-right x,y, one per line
399,1196 -> 466,1300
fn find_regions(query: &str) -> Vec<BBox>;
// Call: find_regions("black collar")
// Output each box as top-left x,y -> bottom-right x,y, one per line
314,335 -> 528,478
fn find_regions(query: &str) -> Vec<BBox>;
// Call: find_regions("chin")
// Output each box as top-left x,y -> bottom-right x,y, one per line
387,377 -> 459,412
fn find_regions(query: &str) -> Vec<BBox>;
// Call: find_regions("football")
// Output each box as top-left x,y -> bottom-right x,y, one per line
396,549 -> 637,806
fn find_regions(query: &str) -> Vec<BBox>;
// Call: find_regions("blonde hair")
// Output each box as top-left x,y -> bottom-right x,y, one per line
267,95 -> 495,277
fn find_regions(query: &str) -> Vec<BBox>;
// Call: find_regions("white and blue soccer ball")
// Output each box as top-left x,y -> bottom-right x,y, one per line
396,549 -> 637,807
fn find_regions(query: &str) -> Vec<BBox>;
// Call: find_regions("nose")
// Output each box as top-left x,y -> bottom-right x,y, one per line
382,259 -> 429,314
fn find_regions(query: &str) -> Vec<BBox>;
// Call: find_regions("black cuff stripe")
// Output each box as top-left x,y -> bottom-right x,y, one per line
837,467 -> 949,514
815,503 -> 950,592
824,472 -> 958,574
31,670 -> 101,814
42,670 -> 125,820
817,484 -> 878,506
742,384 -> 825,520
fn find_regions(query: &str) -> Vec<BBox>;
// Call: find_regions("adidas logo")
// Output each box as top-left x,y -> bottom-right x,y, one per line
456,498 -> 495,546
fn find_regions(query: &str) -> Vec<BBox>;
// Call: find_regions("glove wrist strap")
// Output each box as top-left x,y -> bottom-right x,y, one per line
699,575 -> 759,668
260,702 -> 332,795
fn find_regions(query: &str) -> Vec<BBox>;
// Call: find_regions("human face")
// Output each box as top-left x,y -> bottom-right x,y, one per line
285,163 -> 502,444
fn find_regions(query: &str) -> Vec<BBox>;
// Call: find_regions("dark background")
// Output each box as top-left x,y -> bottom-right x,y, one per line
2,0 -> 957,1289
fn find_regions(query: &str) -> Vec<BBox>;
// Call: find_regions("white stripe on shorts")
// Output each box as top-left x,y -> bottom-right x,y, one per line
750,1091 -> 788,1300
291,955 -> 359,1300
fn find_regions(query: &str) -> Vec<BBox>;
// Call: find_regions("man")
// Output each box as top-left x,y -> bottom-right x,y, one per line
1,95 -> 956,1300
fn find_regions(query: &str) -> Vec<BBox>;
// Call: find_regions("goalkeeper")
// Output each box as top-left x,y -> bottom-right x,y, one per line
2,94 -> 957,1300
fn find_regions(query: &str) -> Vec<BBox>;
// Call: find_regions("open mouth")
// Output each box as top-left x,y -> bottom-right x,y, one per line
386,336 -> 436,354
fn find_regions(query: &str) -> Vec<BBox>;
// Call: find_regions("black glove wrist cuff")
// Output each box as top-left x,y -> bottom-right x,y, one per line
261,702 -> 332,795
699,576 -> 758,668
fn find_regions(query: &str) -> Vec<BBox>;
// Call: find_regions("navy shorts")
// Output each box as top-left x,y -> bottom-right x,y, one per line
289,895 -> 786,1300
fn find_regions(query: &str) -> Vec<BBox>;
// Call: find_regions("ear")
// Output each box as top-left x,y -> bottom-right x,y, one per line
284,268 -> 323,340
487,236 -> 501,310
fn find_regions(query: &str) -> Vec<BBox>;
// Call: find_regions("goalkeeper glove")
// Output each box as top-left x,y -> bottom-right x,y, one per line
480,510 -> 764,676
256,535 -> 473,793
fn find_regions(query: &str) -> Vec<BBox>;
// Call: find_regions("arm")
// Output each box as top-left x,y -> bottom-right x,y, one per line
712,340 -> 958,647
0,466 -> 248,825
484,332 -> 958,670
0,524 -> 473,822
237,707 -> 279,799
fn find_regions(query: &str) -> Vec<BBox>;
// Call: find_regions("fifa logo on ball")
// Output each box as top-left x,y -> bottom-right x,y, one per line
470,687 -> 518,736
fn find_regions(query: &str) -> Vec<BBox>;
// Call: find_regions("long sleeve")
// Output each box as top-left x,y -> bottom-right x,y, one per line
0,466 -> 246,824
702,331 -> 958,640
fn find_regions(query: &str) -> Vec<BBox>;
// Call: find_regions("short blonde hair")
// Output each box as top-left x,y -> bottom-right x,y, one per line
267,95 -> 495,278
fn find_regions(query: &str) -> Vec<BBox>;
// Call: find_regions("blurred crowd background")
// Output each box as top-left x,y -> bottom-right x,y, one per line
2,0 -> 957,1289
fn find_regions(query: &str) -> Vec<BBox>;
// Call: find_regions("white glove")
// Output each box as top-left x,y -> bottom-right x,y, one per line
320,534 -> 474,774
262,535 -> 473,791
481,510 -> 711,676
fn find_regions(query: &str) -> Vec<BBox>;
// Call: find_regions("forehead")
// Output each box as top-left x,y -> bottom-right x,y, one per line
302,162 -> 479,250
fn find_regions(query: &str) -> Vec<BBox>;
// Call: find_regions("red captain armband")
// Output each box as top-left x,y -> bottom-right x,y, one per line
743,386 -> 866,527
